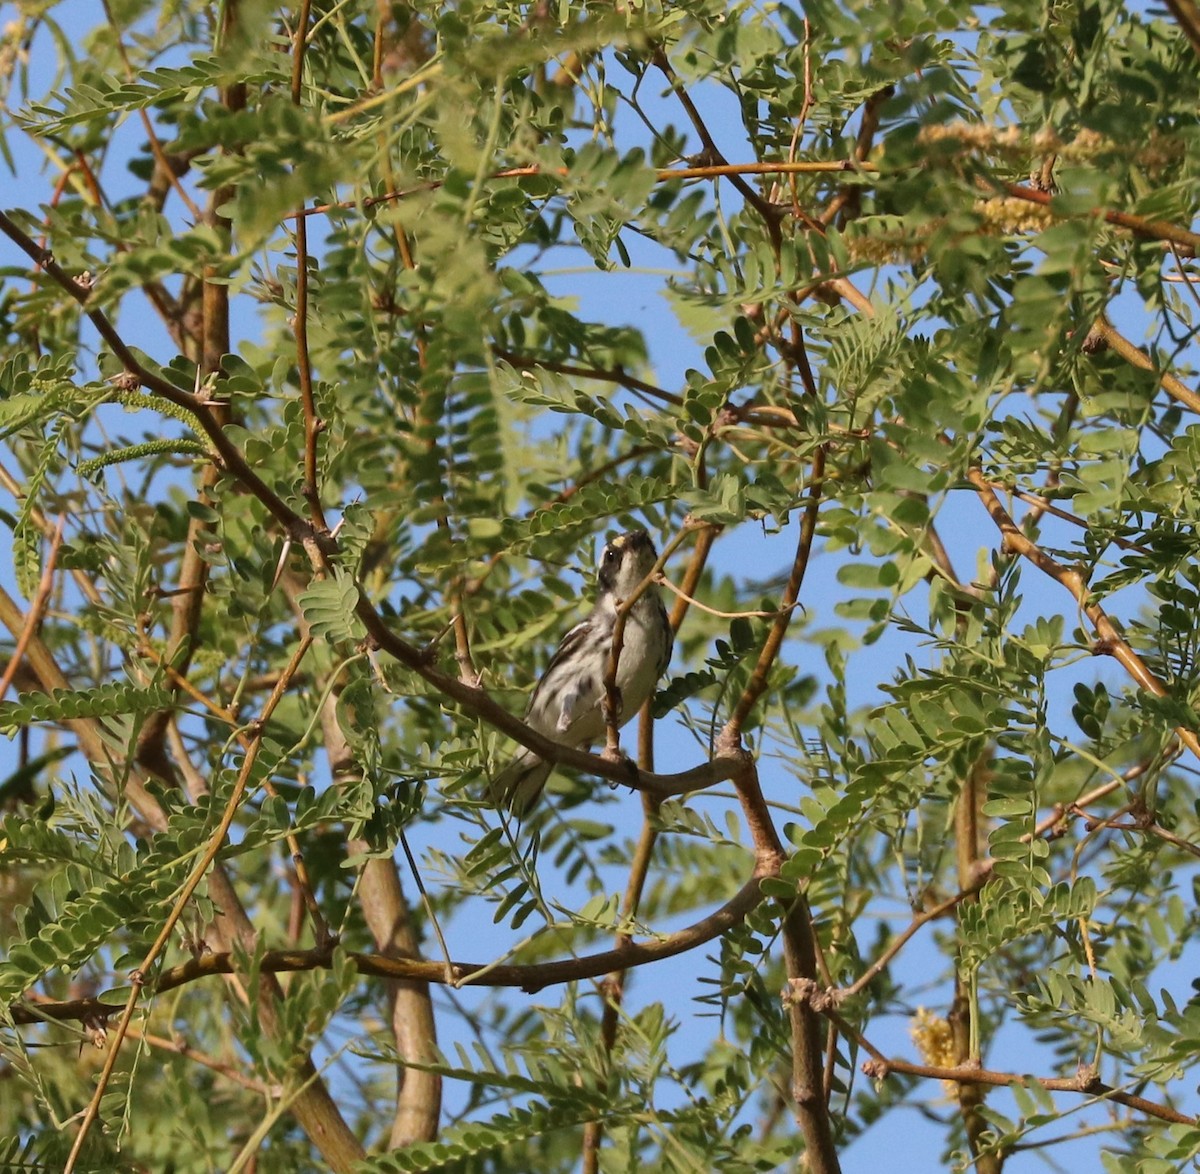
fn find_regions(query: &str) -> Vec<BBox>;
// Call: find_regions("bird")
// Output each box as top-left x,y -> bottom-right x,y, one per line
489,530 -> 673,814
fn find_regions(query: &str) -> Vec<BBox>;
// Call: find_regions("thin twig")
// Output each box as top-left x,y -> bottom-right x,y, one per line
63,636 -> 315,1172
101,0 -> 202,221
290,0 -> 328,533
982,481 -> 1153,556
655,573 -> 799,620
651,47 -> 780,228
727,448 -> 824,737
967,468 -> 1200,763
493,345 -> 682,408
123,1026 -> 282,1095
0,517 -> 64,702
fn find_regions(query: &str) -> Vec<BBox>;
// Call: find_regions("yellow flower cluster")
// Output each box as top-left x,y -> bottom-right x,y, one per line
976,197 -> 1056,235
911,1008 -> 960,1097
917,122 -> 1182,176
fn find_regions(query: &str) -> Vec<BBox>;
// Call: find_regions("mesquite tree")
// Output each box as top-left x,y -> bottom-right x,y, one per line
2,1 -> 1199,1171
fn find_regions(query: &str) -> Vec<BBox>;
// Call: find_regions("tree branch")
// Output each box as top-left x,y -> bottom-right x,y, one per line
967,468 -> 1200,763
1089,315 -> 1200,415
9,870 -> 772,1028
862,1056 -> 1195,1128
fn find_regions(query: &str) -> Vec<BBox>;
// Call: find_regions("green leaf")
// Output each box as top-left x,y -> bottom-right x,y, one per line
297,569 -> 365,644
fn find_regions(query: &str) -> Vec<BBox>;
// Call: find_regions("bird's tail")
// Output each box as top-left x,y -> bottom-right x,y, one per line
487,751 -> 553,816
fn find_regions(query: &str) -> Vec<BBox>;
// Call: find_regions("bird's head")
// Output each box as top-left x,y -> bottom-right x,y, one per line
597,530 -> 660,599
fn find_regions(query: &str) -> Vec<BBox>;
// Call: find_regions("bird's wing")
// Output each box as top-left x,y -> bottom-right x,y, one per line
525,618 -> 604,736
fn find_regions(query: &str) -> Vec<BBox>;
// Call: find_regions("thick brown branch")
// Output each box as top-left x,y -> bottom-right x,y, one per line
354,592 -> 732,795
721,746 -> 838,1171
317,674 -> 441,1147
863,1057 -> 1195,1128
1163,0 -> 1200,57
782,901 -> 842,1173
10,873 -> 771,1027
1004,183 -> 1200,254
951,750 -> 999,1173
1089,316 -> 1200,415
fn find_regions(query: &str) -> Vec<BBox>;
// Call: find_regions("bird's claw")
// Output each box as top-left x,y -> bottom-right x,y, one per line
599,745 -> 639,790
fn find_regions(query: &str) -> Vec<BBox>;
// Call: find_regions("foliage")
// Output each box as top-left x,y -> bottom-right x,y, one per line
1,1 -> 1199,1171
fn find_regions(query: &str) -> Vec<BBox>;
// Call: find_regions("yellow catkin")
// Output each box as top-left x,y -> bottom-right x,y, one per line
911,1008 -> 959,1096
915,121 -> 1182,176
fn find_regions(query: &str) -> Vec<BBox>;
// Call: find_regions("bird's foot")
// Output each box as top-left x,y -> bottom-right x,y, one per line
599,744 -> 639,790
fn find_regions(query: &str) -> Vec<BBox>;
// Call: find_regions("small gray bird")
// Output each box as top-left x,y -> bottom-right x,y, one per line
489,530 -> 673,814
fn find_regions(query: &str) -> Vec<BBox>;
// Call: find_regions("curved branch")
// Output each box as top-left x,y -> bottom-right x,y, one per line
1003,182 -> 1200,253
0,200 -> 732,804
862,1056 -> 1195,1128
0,210 -> 314,541
967,469 -> 1200,763
285,162 -> 1200,263
794,984 -> 1195,1129
353,592 -> 733,796
312,648 -> 442,1145
1163,0 -> 1200,58
1090,316 -> 1200,415
9,872 -> 771,1026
